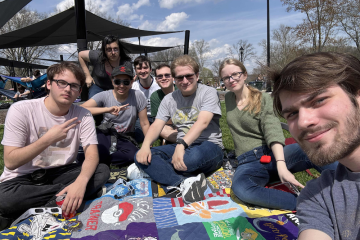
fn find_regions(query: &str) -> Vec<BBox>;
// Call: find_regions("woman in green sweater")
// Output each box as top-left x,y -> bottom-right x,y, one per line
219,59 -> 337,210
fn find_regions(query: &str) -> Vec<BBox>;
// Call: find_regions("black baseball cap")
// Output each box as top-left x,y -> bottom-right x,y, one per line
111,65 -> 133,78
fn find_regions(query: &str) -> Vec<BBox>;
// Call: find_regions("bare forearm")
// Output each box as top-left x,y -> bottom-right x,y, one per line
81,106 -> 110,116
142,119 -> 165,148
182,120 -> 209,146
160,125 -> 177,142
78,54 -> 92,78
4,136 -> 51,170
271,142 -> 287,172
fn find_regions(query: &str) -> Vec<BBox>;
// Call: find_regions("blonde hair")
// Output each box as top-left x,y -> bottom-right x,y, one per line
219,58 -> 262,115
171,55 -> 199,77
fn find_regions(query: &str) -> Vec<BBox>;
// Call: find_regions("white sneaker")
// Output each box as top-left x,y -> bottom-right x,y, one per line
127,163 -> 150,180
167,173 -> 207,204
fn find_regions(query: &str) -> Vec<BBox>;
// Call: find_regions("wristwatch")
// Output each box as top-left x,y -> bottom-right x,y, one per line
176,139 -> 189,149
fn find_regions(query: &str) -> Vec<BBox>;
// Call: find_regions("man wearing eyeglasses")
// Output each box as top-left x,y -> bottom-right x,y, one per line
132,56 -> 160,143
135,55 -> 223,204
0,62 -> 110,230
150,63 -> 178,144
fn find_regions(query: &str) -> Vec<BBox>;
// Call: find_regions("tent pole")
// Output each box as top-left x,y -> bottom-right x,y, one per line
60,55 -> 64,62
266,0 -> 272,92
74,0 -> 88,101
184,30 -> 190,55
75,0 -> 87,52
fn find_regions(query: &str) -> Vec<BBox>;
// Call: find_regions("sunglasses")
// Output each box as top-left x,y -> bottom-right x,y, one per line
106,48 -> 119,53
174,73 -> 196,81
113,79 -> 131,86
156,74 -> 172,80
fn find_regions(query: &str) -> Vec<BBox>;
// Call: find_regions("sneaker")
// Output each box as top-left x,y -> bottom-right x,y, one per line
96,185 -> 107,198
168,173 -> 207,204
127,163 -> 150,180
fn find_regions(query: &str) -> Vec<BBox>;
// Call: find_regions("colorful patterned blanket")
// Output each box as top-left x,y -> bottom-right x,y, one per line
0,169 -> 300,240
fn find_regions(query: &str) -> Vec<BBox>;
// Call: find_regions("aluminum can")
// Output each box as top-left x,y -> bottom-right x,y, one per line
56,194 -> 76,220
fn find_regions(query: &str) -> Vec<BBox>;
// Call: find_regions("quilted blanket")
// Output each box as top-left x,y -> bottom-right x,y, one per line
0,170 -> 300,240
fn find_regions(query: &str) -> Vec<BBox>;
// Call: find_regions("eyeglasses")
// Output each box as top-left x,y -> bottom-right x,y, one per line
156,74 -> 172,80
174,73 -> 196,81
221,72 -> 244,83
52,79 -> 82,92
113,79 -> 131,86
106,47 -> 119,53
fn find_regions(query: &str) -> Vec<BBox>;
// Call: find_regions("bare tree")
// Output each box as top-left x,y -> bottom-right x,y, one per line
227,39 -> 255,63
281,0 -> 339,52
149,47 -> 183,68
337,0 -> 360,55
0,8 -> 58,76
211,59 -> 223,77
191,39 -> 210,79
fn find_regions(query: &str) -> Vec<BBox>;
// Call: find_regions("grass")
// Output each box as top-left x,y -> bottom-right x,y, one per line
0,103 -> 317,186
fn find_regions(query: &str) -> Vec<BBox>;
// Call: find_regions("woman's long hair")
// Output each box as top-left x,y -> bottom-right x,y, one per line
101,35 -> 131,63
219,58 -> 262,115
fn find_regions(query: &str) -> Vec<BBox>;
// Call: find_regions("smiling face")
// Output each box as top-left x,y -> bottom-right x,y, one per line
155,66 -> 174,90
279,85 -> 360,166
220,64 -> 247,93
112,74 -> 133,98
47,69 -> 81,106
135,62 -> 151,82
174,65 -> 199,97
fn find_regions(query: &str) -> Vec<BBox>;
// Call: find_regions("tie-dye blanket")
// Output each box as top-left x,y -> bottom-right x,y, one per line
0,172 -> 300,240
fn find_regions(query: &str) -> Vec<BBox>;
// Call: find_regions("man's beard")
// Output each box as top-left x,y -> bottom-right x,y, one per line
297,105 -> 360,166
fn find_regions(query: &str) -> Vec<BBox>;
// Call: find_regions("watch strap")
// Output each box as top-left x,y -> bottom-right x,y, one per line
176,139 -> 189,149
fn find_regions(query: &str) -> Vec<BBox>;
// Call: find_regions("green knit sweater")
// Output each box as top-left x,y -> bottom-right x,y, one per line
225,91 -> 285,157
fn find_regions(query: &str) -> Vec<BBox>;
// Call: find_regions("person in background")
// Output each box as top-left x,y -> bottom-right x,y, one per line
272,52 -> 360,240
150,63 -> 178,144
78,35 -> 132,98
20,69 -> 42,83
219,58 -> 338,210
132,55 -> 160,143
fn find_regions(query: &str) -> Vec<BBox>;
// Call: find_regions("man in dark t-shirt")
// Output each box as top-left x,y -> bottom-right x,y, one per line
150,64 -> 177,143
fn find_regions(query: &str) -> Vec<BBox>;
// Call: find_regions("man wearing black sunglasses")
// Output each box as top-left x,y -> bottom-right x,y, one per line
135,55 -> 223,204
0,62 -> 110,230
81,64 -> 149,167
150,63 -> 178,144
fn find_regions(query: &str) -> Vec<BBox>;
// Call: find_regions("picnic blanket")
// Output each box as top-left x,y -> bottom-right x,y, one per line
0,169 -> 300,240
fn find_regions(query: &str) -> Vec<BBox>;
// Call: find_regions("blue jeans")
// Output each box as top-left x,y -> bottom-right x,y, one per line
231,144 -> 338,210
88,84 -> 105,99
134,141 -> 223,191
134,116 -> 154,144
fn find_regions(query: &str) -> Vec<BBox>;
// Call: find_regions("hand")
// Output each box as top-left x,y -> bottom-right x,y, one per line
171,144 -> 187,171
278,168 -> 305,189
85,76 -> 94,88
106,104 -> 129,116
43,117 -> 81,145
136,147 -> 152,165
56,180 -> 87,215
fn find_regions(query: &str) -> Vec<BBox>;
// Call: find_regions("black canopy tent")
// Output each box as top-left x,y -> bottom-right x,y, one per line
0,0 -> 31,29
0,7 -> 182,49
0,57 -> 48,70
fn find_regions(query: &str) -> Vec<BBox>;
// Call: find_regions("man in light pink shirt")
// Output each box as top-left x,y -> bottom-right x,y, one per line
0,62 -> 109,230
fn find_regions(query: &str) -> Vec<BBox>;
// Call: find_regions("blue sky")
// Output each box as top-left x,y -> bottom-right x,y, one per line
25,0 -> 305,73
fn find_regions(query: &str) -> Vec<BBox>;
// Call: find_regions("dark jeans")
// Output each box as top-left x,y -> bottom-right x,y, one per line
134,141 -> 223,192
134,116 -> 154,144
78,129 -> 138,167
231,144 -> 338,210
0,163 -> 109,224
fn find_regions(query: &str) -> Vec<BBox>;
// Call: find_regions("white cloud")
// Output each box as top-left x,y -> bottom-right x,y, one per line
208,39 -> 220,48
157,12 -> 189,31
158,0 -> 205,9
129,14 -> 144,21
138,20 -> 154,30
56,0 -> 116,14
116,0 -> 150,17
130,37 -> 183,47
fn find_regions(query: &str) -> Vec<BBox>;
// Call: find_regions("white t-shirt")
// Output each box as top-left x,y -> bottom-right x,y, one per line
0,97 -> 98,182
131,76 -> 160,117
